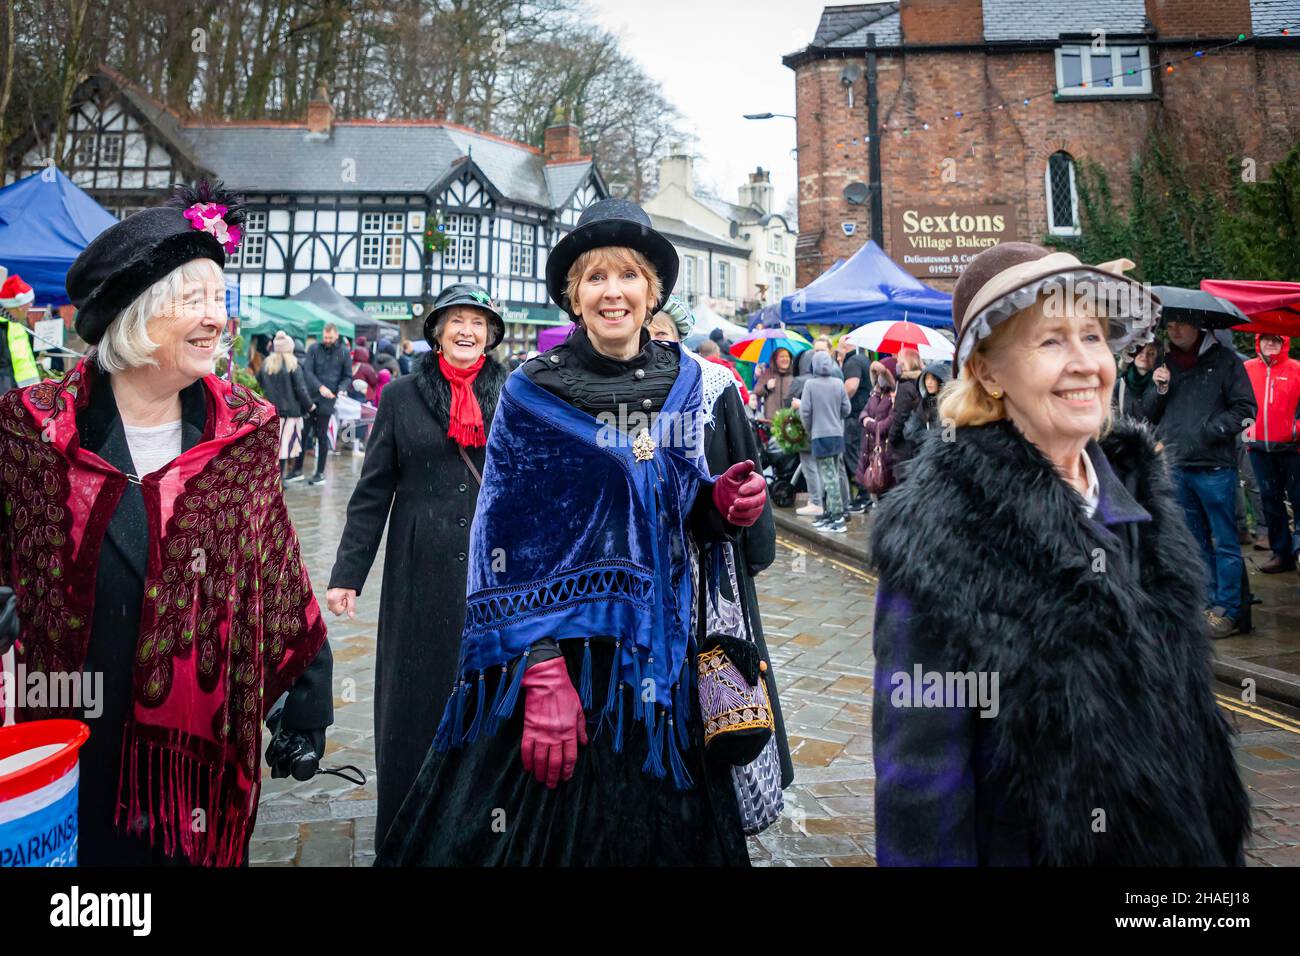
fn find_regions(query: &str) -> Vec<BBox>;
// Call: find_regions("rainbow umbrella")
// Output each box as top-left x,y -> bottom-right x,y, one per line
729,329 -> 812,364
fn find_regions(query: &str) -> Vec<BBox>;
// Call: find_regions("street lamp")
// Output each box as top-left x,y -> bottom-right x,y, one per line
743,112 -> 796,121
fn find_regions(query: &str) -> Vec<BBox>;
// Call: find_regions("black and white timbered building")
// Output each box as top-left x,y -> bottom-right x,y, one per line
4,69 -> 607,350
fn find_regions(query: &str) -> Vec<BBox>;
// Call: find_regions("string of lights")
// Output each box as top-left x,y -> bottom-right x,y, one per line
845,24 -> 1300,139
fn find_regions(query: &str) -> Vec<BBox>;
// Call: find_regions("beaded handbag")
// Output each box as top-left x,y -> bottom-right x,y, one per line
697,541 -> 784,835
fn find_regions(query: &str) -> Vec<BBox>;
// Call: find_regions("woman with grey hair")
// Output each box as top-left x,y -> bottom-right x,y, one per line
326,281 -> 508,847
0,183 -> 333,865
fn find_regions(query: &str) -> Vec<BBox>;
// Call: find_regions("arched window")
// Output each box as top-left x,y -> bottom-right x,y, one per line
1045,151 -> 1080,236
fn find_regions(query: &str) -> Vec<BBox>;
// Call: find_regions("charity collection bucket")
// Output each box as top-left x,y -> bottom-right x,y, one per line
0,720 -> 90,867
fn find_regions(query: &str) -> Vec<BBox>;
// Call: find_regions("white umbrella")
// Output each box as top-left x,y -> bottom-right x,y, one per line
844,319 -> 954,361
691,300 -> 749,340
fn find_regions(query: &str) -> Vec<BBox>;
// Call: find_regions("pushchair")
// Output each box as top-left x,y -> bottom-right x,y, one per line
754,419 -> 805,509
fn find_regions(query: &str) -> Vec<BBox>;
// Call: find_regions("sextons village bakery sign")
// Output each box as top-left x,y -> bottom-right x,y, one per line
890,204 -> 1016,279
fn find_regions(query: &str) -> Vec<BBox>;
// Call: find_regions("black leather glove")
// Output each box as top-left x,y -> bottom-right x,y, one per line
265,693 -> 327,780
265,725 -> 327,781
0,587 -> 18,655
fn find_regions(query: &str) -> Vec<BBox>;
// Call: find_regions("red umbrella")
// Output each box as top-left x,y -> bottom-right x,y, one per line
1199,279 -> 1300,336
844,319 -> 953,360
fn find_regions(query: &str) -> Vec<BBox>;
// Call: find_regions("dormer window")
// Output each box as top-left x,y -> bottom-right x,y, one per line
1055,44 -> 1151,96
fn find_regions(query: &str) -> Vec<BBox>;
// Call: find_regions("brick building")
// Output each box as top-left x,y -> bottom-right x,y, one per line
785,0 -> 1300,290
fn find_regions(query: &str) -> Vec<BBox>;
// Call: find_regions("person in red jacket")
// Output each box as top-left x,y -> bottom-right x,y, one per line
1244,334 -> 1300,572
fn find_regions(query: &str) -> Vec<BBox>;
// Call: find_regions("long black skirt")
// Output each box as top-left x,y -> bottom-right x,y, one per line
376,639 -> 751,866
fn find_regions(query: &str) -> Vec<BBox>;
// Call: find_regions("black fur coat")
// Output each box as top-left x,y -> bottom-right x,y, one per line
869,418 -> 1250,866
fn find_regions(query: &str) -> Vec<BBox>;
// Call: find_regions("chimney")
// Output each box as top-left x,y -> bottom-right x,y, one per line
544,121 -> 582,163
738,166 -> 774,214
1144,0 -> 1251,39
657,150 -> 694,196
306,84 -> 334,139
899,0 -> 984,45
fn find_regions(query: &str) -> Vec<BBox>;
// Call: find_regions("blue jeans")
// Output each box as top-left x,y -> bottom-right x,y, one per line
1248,448 -> 1300,560
1170,466 -> 1244,618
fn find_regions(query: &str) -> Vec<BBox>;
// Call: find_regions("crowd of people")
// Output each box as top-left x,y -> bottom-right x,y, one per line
1,178 -> 1295,869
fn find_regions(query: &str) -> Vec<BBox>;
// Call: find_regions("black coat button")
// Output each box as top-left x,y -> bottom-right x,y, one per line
458,483 -> 467,492
641,398 -> 652,410
634,368 -> 645,379
458,517 -> 467,527
457,552 -> 466,561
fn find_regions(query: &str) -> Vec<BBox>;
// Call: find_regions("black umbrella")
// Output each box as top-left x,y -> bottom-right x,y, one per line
1151,285 -> 1249,330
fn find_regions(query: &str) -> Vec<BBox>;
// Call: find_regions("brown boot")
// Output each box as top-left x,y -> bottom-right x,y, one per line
1260,554 -> 1297,574
1253,533 -> 1271,551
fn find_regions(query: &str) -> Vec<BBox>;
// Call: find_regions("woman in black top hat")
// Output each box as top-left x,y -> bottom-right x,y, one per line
325,282 -> 507,848
377,198 -> 790,867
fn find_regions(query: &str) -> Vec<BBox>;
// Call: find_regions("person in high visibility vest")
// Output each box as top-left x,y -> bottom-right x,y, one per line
0,270 -> 40,392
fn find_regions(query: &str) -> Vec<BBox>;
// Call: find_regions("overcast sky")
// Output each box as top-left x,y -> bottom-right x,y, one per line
590,0 -> 852,215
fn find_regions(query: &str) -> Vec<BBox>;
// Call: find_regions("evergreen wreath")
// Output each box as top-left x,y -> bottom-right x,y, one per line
771,406 -> 808,453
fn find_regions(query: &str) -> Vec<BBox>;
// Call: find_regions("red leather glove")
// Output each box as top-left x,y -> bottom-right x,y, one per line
712,459 -> 767,527
520,657 -> 588,788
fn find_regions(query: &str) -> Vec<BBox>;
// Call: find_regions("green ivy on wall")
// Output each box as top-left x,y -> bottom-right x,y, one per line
1045,137 -> 1300,286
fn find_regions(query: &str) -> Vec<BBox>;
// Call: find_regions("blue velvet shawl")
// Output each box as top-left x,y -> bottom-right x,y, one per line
433,343 -> 713,786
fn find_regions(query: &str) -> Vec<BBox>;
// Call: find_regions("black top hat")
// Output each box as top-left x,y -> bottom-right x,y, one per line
66,181 -> 245,345
424,282 -> 505,350
544,198 -> 679,316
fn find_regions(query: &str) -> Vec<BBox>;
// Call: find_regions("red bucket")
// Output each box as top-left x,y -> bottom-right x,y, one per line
0,720 -> 90,866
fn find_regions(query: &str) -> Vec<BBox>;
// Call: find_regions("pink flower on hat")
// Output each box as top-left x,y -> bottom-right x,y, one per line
183,201 -> 242,254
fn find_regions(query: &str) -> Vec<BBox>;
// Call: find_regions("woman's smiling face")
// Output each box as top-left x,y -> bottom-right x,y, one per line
574,251 -> 651,355
976,297 -> 1116,451
147,258 -> 228,381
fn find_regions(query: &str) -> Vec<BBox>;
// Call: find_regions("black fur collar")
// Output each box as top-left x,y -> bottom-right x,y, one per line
413,351 -> 507,433
871,419 -> 1249,865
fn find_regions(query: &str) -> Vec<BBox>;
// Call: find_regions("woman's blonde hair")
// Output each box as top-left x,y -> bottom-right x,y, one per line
938,294 -> 1114,435
262,351 -> 299,375
95,258 -> 230,373
647,311 -> 679,341
564,247 -> 662,326
897,347 -> 923,374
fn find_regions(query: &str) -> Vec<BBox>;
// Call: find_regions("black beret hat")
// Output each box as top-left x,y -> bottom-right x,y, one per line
66,181 -> 245,344
545,198 -> 679,316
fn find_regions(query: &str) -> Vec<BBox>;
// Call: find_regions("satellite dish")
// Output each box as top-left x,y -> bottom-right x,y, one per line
843,182 -> 869,205
729,221 -> 740,238
840,65 -> 861,86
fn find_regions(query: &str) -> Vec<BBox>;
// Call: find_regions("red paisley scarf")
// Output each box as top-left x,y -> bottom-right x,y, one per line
439,353 -> 486,447
0,361 -> 326,866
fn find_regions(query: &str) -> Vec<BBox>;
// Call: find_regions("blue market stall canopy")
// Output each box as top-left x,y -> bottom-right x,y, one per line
0,169 -> 118,307
779,240 -> 953,330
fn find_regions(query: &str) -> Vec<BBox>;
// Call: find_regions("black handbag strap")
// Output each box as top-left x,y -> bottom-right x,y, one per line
456,442 -> 482,486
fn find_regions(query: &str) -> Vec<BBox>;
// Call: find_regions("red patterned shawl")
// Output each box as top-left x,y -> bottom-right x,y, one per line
0,360 -> 326,865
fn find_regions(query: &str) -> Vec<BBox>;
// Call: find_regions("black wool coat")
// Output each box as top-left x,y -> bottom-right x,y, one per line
888,371 -> 923,465
870,419 -> 1250,866
257,363 -> 313,419
328,352 -> 506,846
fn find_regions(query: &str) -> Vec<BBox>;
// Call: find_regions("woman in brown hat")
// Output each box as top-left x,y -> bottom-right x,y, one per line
869,241 -> 1249,866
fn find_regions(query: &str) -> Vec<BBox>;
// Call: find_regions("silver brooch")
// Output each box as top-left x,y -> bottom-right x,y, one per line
632,431 -> 656,462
